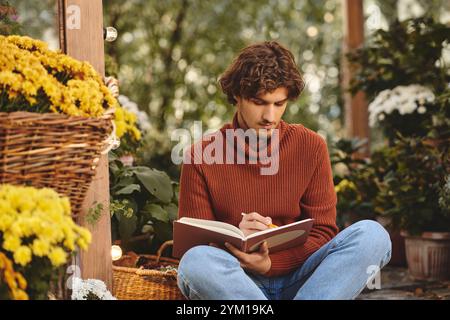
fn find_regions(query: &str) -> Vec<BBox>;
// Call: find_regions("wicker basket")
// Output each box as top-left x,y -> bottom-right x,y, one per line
0,111 -> 114,218
113,240 -> 186,300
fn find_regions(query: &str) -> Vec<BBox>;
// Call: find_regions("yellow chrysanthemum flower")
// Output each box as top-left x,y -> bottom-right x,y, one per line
1,35 -> 143,142
0,253 -> 29,300
2,234 -> 21,252
13,246 -> 32,266
31,239 -> 50,257
48,247 -> 67,267
0,184 -> 92,271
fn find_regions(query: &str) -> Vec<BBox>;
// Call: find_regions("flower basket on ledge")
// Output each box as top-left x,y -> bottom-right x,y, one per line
0,111 -> 113,218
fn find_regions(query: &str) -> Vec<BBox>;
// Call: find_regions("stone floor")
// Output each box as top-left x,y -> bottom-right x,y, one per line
357,266 -> 450,300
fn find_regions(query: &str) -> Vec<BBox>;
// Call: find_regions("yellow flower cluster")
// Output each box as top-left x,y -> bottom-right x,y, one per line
335,179 -> 357,194
115,107 -> 142,140
0,35 -> 138,139
0,252 -> 28,300
334,179 -> 362,201
0,184 -> 92,268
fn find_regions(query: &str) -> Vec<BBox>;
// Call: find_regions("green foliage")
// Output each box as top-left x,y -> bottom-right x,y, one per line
0,1 -> 22,35
103,0 -> 345,175
86,202 -> 104,227
347,17 -> 450,144
109,152 -> 178,255
16,256 -> 59,300
113,131 -> 144,158
372,137 -> 450,235
439,175 -> 450,214
347,17 -> 450,99
429,88 -> 450,143
331,138 -> 378,229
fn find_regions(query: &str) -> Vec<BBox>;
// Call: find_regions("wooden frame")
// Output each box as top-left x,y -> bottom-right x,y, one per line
58,0 -> 112,290
342,0 -> 370,156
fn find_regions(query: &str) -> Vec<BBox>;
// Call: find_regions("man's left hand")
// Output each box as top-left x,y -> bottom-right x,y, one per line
224,241 -> 271,275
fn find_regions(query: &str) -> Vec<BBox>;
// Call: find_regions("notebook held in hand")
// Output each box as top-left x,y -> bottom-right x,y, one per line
172,217 -> 314,258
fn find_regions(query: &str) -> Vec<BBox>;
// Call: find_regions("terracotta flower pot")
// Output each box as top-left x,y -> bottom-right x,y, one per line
401,231 -> 450,281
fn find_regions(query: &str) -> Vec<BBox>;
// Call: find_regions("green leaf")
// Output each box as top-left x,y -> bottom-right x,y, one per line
164,203 -> 178,221
115,184 -> 141,195
133,166 -> 173,202
153,220 -> 174,243
116,212 -> 137,241
108,151 -> 118,162
143,203 -> 170,223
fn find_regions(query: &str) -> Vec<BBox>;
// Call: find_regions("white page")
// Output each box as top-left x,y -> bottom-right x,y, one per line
245,218 -> 314,240
178,217 -> 245,238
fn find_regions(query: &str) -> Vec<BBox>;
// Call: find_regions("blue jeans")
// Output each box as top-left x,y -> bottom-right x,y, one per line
177,220 -> 392,300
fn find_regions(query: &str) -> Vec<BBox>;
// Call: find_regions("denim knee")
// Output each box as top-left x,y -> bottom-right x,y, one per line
178,245 -> 236,279
351,220 -> 392,263
178,245 -> 210,278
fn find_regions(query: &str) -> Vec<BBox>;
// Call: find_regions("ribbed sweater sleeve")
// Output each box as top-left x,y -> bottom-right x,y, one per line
178,151 -> 216,221
265,138 -> 339,277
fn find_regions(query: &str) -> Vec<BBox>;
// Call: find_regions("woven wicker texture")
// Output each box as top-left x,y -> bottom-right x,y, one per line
113,240 -> 186,300
0,111 -> 113,218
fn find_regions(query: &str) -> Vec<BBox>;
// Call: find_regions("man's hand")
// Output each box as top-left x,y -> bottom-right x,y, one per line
224,241 -> 271,275
239,212 -> 272,236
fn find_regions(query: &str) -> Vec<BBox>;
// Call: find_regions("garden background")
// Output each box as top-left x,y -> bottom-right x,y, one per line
1,0 -> 449,300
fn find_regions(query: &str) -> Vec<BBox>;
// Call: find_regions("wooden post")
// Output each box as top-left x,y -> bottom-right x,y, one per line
58,0 -> 113,290
342,0 -> 370,156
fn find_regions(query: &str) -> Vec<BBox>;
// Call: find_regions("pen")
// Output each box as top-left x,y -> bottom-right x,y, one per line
241,212 -> 278,228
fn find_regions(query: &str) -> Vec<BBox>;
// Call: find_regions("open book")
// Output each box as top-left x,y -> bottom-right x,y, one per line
172,217 -> 314,258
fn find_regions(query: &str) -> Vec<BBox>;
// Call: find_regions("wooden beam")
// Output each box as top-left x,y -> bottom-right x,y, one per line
342,0 -> 370,156
59,0 -> 112,290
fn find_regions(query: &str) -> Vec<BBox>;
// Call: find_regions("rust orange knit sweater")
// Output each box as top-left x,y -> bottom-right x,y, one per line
178,112 -> 339,277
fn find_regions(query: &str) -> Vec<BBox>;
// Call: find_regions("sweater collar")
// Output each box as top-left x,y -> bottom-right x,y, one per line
231,111 -> 288,139
219,112 -> 288,166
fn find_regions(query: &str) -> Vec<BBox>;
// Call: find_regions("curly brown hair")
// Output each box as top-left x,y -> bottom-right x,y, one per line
218,41 -> 305,105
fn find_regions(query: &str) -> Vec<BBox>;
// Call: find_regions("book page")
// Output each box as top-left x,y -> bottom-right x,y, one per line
248,230 -> 306,251
178,217 -> 245,238
245,218 -> 313,240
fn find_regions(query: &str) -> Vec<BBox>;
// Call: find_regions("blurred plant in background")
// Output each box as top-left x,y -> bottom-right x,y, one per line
0,1 -> 21,36
346,16 -> 450,235
103,0 -> 347,177
331,138 -> 378,229
109,152 -> 178,255
348,17 -> 450,145
367,85 -> 437,142
439,174 -> 450,215
372,137 -> 450,235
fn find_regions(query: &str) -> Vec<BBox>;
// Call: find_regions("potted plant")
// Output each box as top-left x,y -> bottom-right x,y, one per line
373,136 -> 450,280
0,184 -> 92,299
0,35 -> 145,217
331,137 -> 407,266
346,16 -> 450,274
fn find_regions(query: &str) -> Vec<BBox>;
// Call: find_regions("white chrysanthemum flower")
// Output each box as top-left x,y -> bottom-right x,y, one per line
417,106 -> 427,114
368,85 -> 435,127
71,277 -> 116,300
